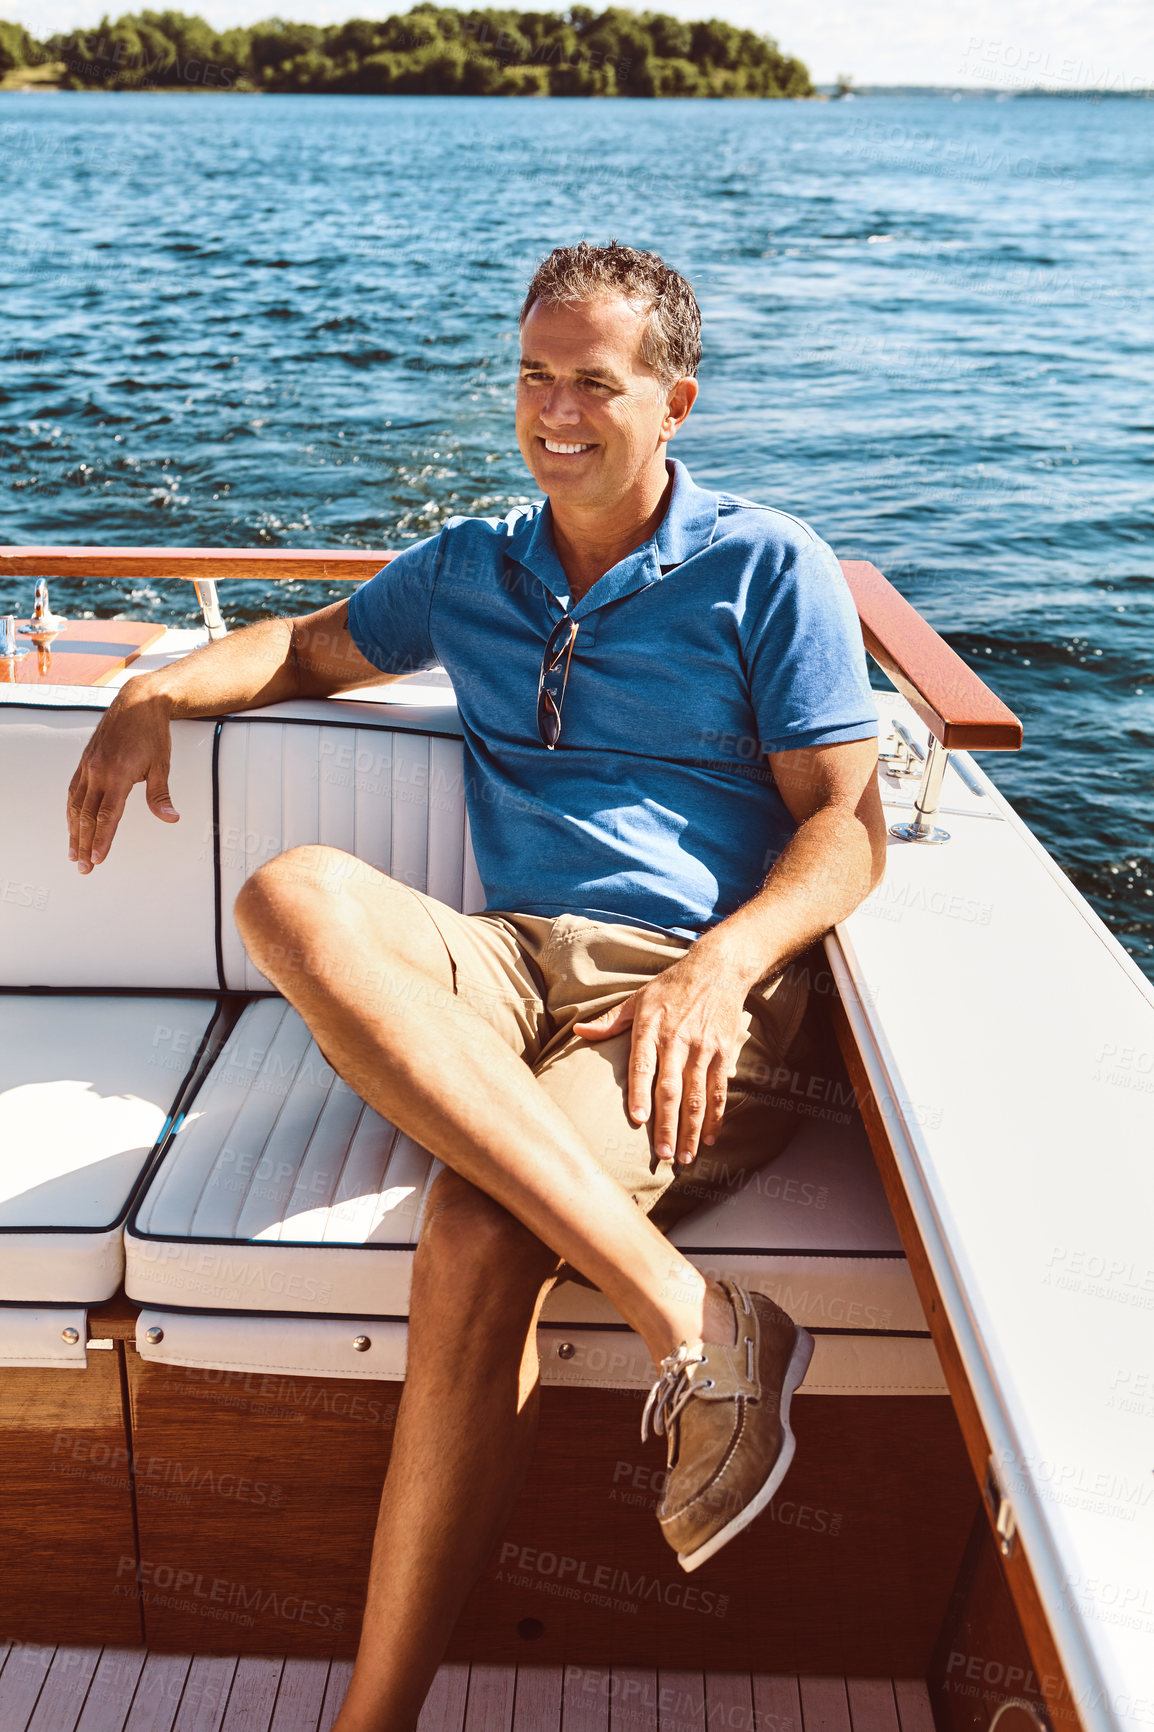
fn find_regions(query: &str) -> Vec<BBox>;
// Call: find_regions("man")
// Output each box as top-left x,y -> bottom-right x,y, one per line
68,241 -> 885,1731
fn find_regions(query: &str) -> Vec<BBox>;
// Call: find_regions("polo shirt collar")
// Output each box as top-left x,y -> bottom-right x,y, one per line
509,457 -> 718,620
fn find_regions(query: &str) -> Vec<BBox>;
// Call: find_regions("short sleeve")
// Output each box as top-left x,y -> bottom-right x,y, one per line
346,532 -> 441,676
746,533 -> 878,755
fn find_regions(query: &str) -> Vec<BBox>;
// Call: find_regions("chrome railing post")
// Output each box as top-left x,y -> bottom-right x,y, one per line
192,579 -> 227,640
889,734 -> 951,845
0,614 -> 29,661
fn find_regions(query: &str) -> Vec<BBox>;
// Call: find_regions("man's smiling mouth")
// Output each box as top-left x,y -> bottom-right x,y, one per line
541,439 -> 595,455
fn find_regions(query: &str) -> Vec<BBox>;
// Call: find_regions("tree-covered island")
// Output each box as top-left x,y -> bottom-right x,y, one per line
0,7 -> 813,97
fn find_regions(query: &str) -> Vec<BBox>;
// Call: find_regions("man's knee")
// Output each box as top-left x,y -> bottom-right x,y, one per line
415,1171 -> 557,1297
234,844 -> 393,956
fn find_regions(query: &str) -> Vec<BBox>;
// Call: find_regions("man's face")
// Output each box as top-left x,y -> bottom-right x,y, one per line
516,294 -> 692,513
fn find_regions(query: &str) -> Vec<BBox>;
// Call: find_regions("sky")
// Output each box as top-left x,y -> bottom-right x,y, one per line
8,0 -> 1154,89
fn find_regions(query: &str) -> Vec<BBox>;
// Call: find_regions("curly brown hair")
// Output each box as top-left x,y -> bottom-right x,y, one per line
520,240 -> 702,387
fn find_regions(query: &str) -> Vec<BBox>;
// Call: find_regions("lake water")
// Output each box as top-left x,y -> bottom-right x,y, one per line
1,91 -> 1151,976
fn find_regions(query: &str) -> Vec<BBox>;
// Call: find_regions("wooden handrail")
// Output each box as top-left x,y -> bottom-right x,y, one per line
0,545 -> 1022,752
840,560 -> 1022,752
0,545 -> 397,584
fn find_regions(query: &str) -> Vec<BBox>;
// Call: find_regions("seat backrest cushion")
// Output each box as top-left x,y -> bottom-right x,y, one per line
216,715 -> 484,991
0,703 -> 218,989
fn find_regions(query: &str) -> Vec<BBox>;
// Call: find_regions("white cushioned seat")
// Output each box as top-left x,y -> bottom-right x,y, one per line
0,994 -> 221,1311
214,707 -> 484,990
0,696 -> 223,1364
0,700 -> 219,989
126,1000 -> 942,1395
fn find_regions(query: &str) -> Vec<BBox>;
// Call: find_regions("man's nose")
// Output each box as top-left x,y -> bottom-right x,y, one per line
538,384 -> 583,426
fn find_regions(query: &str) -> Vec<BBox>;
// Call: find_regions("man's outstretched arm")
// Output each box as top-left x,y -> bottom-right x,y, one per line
67,598 -> 388,873
576,735 -> 886,1163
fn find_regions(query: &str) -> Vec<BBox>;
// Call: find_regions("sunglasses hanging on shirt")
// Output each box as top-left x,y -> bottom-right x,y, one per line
537,613 -> 579,749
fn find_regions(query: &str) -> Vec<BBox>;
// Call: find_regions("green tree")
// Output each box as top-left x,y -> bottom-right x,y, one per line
21,4 -> 814,98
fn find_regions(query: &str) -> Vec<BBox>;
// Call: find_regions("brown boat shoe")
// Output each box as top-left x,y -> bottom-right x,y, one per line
641,1280 -> 814,1573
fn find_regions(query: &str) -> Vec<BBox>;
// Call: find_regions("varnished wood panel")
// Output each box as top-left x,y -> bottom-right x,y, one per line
0,1350 -> 143,1646
838,561 -> 1022,752
0,619 -> 165,687
456,1389 -> 974,1674
930,1514 -> 1078,1732
126,1348 -> 974,1674
125,1357 -> 393,1655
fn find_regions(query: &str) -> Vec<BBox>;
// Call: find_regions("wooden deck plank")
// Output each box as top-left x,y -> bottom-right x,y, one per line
847,1681 -> 900,1732
705,1673 -> 754,1730
27,1645 -> 102,1732
463,1663 -> 516,1732
562,1664 -> 610,1732
415,1663 -> 469,1732
124,1654 -> 193,1732
172,1657 -> 237,1732
799,1679 -> 852,1732
892,1681 -> 935,1732
220,1658 -> 284,1732
74,1650 -> 148,1732
269,1659 -> 331,1732
658,1669 -> 705,1732
0,1642 -> 55,1728
318,1662 -> 352,1732
511,1665 -> 562,1732
611,1667 -> 658,1731
753,1676 -> 803,1732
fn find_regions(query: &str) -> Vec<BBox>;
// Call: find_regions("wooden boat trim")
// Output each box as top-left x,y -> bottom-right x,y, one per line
0,545 -> 1023,755
839,560 -> 1022,752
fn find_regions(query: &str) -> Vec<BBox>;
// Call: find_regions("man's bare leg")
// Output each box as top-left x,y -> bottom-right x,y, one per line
234,846 -> 738,1732
333,1172 -> 560,1732
234,846 -> 733,1360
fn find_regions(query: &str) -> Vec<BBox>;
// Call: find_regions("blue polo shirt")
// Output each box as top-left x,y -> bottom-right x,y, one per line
347,458 -> 877,937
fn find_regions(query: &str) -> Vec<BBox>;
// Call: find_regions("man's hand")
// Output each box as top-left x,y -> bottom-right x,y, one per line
67,689 -> 178,873
63,599 -> 389,876
574,945 -> 755,1165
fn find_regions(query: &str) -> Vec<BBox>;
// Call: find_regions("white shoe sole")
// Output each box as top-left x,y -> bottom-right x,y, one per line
676,1324 -> 815,1574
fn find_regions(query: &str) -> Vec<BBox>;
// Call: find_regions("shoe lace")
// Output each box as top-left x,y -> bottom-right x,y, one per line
641,1341 -> 707,1445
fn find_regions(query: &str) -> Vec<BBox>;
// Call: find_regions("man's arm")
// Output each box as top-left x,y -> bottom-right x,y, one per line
67,598 -> 390,873
576,736 -> 886,1165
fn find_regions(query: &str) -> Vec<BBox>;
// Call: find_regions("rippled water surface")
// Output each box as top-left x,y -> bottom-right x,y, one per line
1,92 -> 1151,973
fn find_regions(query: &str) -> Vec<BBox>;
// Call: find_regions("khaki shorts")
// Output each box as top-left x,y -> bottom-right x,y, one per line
407,893 -> 826,1233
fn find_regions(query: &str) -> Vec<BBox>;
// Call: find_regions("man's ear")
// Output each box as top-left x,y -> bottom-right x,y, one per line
662,375 -> 698,439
